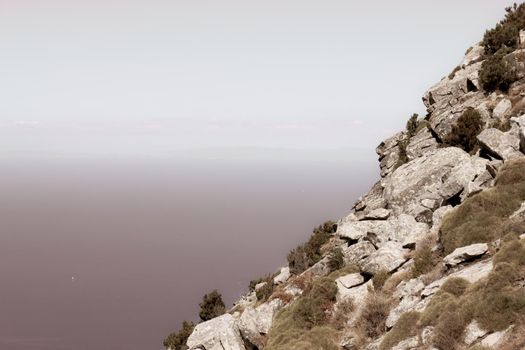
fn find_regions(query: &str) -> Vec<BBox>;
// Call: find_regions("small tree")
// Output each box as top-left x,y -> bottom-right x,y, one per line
479,51 -> 517,92
327,247 -> 344,272
163,321 -> 195,350
406,113 -> 419,137
444,108 -> 483,154
199,290 -> 225,321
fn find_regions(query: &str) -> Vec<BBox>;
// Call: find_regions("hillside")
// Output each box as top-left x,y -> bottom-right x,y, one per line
164,4 -> 525,350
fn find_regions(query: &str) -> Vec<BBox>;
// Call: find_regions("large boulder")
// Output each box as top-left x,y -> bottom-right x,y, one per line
352,181 -> 387,213
337,279 -> 374,306
238,299 -> 282,349
376,132 -> 405,178
186,314 -> 246,350
361,242 -> 409,275
273,267 -> 290,285
381,148 -> 487,221
341,241 -> 377,266
492,98 -> 512,120
336,214 -> 428,248
477,127 -> 522,161
443,243 -> 488,267
464,320 -> 488,346
406,126 -> 439,161
336,273 -> 365,290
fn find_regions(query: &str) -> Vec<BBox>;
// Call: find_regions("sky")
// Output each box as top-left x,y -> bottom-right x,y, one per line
0,0 -> 517,159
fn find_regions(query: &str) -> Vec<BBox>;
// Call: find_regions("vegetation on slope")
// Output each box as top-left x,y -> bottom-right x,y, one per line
443,107 -> 483,154
440,158 -> 525,254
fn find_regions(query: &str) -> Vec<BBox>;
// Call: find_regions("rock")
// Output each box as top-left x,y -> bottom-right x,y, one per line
382,148 -> 487,221
363,208 -> 391,220
186,314 -> 246,350
493,98 -> 512,120
520,127 -> 525,153
464,320 -> 488,345
521,29 -> 525,48
406,126 -> 439,161
337,214 -> 428,248
477,127 -> 522,161
391,336 -> 419,350
510,201 -> 525,220
337,279 -> 374,306
461,44 -> 484,66
342,241 -> 377,266
304,256 -> 331,277
430,205 -> 453,233
364,334 -> 385,350
421,327 -> 434,346
254,282 -> 267,292
422,259 -> 493,298
340,333 -> 359,350
487,159 -> 504,177
233,291 -> 257,309
443,243 -> 488,267
394,278 -> 425,300
353,181 -> 387,212
273,267 -> 290,285
481,326 -> 512,348
238,299 -> 282,349
377,132 -> 405,178
386,295 -> 420,329
336,273 -> 365,289
361,242 -> 409,275
283,284 -> 303,297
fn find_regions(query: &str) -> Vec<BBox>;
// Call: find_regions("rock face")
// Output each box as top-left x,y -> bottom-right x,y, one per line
186,314 -> 245,350
443,243 -> 488,267
238,300 -> 282,349
382,148 -> 487,222
464,321 -> 487,346
477,127 -> 523,160
273,267 -> 290,285
361,242 -> 409,275
406,127 -> 439,161
336,273 -> 365,289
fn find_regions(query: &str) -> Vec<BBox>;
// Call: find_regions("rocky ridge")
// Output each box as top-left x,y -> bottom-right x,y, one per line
167,18 -> 525,350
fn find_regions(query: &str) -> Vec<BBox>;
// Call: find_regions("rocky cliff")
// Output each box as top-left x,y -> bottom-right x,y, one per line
166,5 -> 525,350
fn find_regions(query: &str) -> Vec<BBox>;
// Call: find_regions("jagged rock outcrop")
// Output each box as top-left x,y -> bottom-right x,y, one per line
238,299 -> 282,349
443,243 -> 489,267
186,314 -> 245,350
382,147 -> 488,222
477,126 -> 523,160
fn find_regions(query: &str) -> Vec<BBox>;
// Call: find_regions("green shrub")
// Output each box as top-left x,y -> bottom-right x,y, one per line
199,290 -> 225,321
256,277 -> 275,302
287,221 -> 337,275
482,3 -> 525,54
439,159 -> 525,254
443,107 -> 483,154
406,113 -> 419,137
327,247 -> 344,272
163,321 -> 195,350
479,51 -> 517,92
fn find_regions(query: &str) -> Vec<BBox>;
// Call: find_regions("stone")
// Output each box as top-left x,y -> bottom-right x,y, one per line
238,299 -> 282,349
394,278 -> 425,300
406,126 -> 439,161
352,181 -> 387,212
510,201 -> 525,220
461,44 -> 484,66
464,320 -> 487,346
336,273 -> 365,289
520,29 -> 525,48
186,314 -> 246,350
340,333 -> 359,350
361,242 -> 409,275
493,98 -> 512,120
381,148 -> 487,221
477,127 -> 522,161
363,208 -> 391,220
391,336 -> 419,350
421,327 -> 434,346
386,295 -> 420,329
254,282 -> 267,291
377,132 -> 405,178
273,267 -> 290,285
443,243 -> 488,267
481,327 -> 512,348
422,259 -> 493,298
337,279 -> 373,306
342,241 -> 377,266
233,291 -> 257,309
304,256 -> 331,277
430,205 -> 453,233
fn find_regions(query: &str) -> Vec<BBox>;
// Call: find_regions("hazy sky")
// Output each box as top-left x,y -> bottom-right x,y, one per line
0,0 -> 516,158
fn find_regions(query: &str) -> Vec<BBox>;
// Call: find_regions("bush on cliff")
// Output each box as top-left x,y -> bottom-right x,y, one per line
482,3 -> 525,54
163,321 -> 195,350
287,221 -> 337,275
199,290 -> 226,321
479,50 -> 518,92
443,107 -> 483,154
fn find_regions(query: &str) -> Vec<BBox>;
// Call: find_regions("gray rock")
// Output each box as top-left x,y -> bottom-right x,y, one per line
336,273 -> 365,289
510,201 -> 525,220
430,205 -> 453,233
233,291 -> 257,310
406,126 -> 438,161
238,299 -> 282,349
382,148 -> 487,221
422,259 -> 493,298
386,295 -> 420,329
391,336 -> 419,350
493,98 -> 512,120
461,44 -> 484,66
421,326 -> 434,346
304,256 -> 331,277
342,241 -> 377,266
363,208 -> 391,220
187,314 -> 246,350
353,181 -> 387,212
273,267 -> 290,285
443,243 -> 488,267
477,127 -> 522,161
340,333 -> 359,350
254,282 -> 267,292
481,326 -> 512,348
337,279 -> 374,306
464,320 -> 487,346
394,278 -> 425,300
361,242 -> 409,275
377,132 -> 405,178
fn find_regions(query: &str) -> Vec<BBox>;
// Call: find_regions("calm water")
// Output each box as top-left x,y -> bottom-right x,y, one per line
0,152 -> 377,350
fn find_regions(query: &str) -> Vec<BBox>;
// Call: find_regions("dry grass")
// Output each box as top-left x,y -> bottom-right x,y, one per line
330,298 -> 355,330
411,234 -> 439,277
372,269 -> 390,291
440,159 -> 525,254
355,292 -> 392,339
